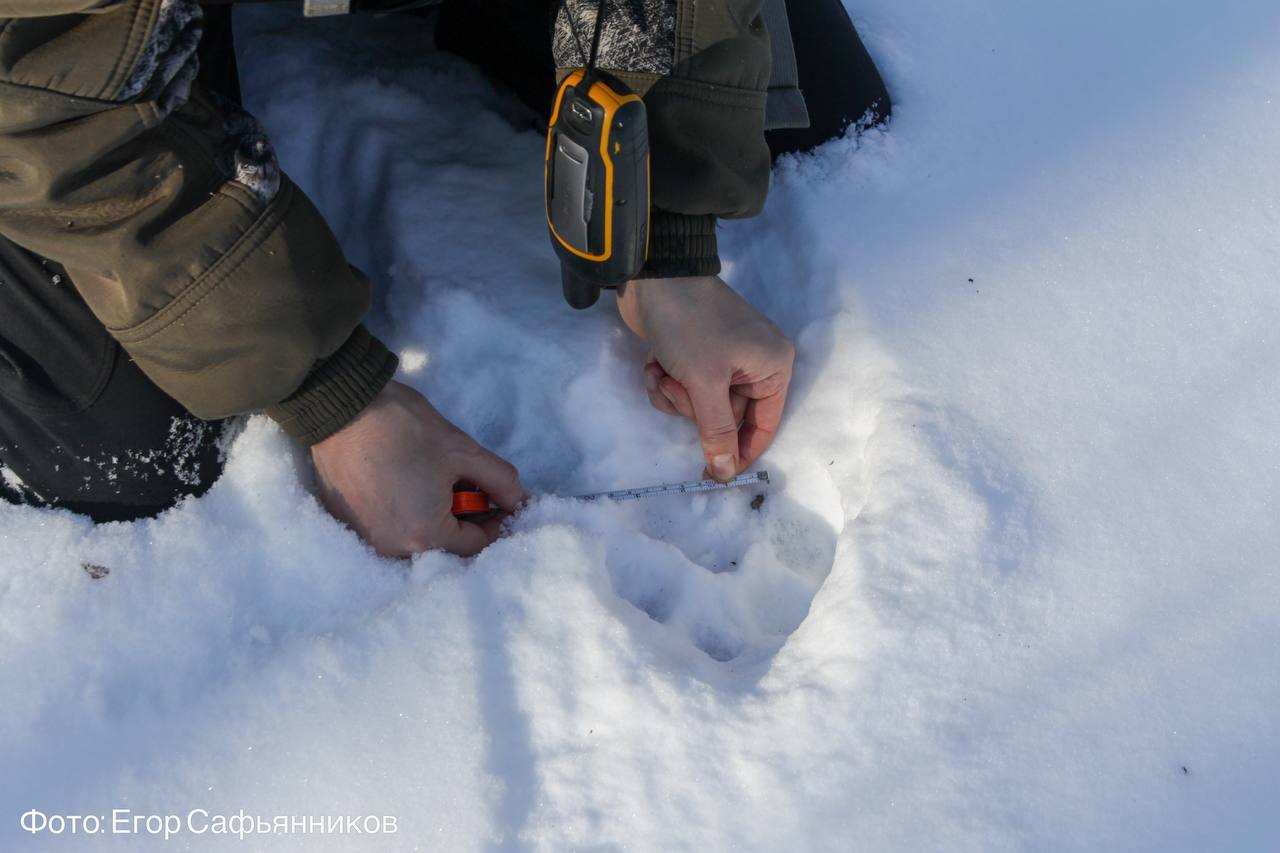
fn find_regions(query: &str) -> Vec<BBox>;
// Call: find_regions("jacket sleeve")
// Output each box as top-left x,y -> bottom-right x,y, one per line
0,0 -> 396,445
553,0 -> 772,278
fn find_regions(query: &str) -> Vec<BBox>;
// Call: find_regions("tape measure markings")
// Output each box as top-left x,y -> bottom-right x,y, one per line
451,471 -> 770,518
575,471 -> 770,503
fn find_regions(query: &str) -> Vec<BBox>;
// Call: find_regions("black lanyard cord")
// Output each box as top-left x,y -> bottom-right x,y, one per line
586,0 -> 609,75
560,0 -> 611,87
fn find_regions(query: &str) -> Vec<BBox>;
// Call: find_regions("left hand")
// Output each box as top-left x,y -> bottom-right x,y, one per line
616,275 -> 795,481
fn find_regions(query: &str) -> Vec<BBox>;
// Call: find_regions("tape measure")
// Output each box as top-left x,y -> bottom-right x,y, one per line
545,0 -> 651,309
574,470 -> 770,503
451,471 -> 770,520
450,484 -> 493,521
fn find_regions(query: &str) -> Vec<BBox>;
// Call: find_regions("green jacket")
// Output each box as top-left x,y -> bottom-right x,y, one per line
0,0 -> 770,444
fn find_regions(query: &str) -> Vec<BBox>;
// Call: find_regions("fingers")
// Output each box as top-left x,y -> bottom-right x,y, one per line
735,371 -> 791,467
644,360 -> 680,416
731,391 -> 749,429
653,373 -> 748,429
434,512 -> 507,559
410,511 -> 507,560
658,376 -> 694,419
440,517 -> 499,558
737,391 -> 787,466
479,515 -> 507,541
670,371 -> 788,473
731,371 -> 790,401
644,335 -> 793,480
461,446 -> 525,511
654,371 -> 753,480
686,382 -> 742,481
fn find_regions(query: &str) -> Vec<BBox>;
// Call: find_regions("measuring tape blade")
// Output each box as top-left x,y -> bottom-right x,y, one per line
575,470 -> 769,503
452,471 -> 771,518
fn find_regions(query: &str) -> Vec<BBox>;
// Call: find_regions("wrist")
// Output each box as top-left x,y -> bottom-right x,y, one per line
615,278 -> 650,338
266,325 -> 398,446
617,275 -> 724,339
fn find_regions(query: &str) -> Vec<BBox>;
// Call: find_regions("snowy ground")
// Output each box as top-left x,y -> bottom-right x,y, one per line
3,1 -> 1279,850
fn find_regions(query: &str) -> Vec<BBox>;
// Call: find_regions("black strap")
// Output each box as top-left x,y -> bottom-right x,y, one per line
586,0 -> 608,75
560,0 -> 611,86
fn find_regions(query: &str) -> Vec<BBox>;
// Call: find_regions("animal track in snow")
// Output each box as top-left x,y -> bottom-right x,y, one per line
512,388 -> 1039,680
511,459 -> 851,674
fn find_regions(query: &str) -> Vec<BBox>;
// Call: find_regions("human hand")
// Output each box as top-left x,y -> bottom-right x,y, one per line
310,380 -> 525,558
616,275 -> 795,481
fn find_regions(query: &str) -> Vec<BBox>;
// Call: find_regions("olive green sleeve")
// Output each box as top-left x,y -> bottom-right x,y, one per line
0,1 -> 116,13
554,0 -> 771,278
0,1 -> 395,444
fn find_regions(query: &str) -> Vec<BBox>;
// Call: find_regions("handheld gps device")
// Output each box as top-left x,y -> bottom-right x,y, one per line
544,3 -> 651,309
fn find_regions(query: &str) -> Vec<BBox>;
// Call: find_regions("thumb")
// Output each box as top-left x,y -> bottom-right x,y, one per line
687,383 -> 740,481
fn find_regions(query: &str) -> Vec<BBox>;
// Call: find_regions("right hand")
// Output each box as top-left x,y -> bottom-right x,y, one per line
310,380 -> 525,558
616,276 -> 795,481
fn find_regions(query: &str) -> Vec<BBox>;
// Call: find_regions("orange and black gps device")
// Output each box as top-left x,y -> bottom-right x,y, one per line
545,67 -> 650,309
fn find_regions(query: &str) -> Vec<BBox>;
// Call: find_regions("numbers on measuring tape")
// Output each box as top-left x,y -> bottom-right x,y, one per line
576,471 -> 770,503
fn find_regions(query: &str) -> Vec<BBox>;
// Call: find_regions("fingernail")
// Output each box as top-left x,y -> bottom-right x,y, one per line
661,386 -> 677,406
644,371 -> 658,393
710,453 -> 735,480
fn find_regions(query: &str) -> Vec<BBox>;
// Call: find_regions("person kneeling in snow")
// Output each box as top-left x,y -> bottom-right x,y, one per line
0,0 -> 888,556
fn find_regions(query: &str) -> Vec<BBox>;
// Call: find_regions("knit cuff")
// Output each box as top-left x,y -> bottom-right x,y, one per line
266,325 -> 398,446
636,210 -> 721,279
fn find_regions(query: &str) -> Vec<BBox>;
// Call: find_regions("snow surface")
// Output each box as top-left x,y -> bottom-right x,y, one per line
3,1 -> 1279,850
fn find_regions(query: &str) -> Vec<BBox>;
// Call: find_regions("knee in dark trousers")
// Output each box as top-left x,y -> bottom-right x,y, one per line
0,240 -> 229,523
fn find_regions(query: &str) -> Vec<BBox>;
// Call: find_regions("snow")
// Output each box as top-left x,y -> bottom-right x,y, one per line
2,1 -> 1279,850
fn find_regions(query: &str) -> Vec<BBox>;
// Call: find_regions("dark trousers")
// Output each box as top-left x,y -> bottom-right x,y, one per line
0,6 -> 242,522
0,0 -> 889,522
0,242 -> 228,521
